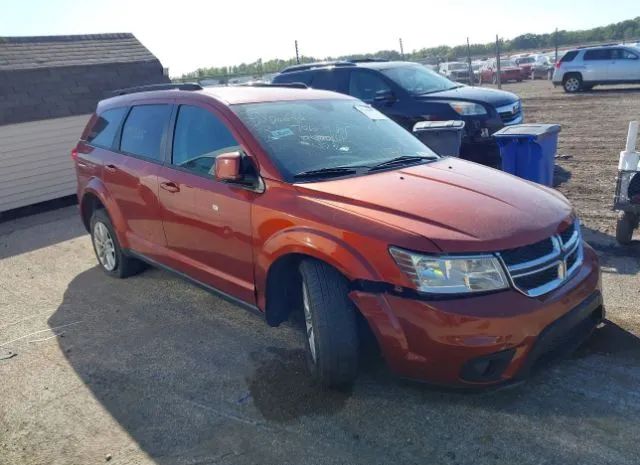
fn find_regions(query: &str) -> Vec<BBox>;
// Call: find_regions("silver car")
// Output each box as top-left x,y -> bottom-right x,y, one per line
552,45 -> 640,92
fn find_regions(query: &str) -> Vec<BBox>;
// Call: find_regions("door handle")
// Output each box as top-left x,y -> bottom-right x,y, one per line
104,164 -> 117,173
160,181 -> 180,193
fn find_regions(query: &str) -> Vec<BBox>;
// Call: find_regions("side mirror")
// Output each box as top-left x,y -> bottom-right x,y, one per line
215,151 -> 242,181
374,89 -> 396,103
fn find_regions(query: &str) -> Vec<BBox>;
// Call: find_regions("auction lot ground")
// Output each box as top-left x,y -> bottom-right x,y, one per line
1,80 -> 639,465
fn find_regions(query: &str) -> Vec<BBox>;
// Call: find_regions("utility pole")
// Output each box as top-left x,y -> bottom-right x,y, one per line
399,38 -> 405,59
466,37 -> 473,86
554,28 -> 559,63
294,40 -> 300,64
496,34 -> 502,89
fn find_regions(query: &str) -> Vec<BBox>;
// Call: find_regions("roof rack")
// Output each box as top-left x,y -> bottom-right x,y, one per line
242,82 -> 308,89
111,82 -> 202,96
280,61 -> 355,74
349,58 -> 389,63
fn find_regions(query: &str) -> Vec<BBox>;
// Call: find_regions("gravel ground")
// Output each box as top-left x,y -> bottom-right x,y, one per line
1,80 -> 640,465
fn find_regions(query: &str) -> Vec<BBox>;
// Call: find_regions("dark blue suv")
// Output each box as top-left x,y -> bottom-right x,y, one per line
272,60 -> 522,165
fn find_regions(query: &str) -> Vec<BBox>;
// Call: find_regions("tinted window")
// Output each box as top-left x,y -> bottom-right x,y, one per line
348,70 -> 391,102
120,105 -> 172,161
87,107 -> 127,148
311,70 -> 338,90
612,48 -> 639,60
172,105 -> 241,176
584,49 -> 612,60
232,99 -> 437,182
273,71 -> 313,85
560,51 -> 579,62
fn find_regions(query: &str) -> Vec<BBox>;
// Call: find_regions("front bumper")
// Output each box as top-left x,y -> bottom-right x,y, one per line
349,243 -> 602,387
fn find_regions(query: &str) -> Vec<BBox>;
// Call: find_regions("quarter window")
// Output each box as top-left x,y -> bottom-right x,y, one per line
120,105 -> 172,161
560,51 -> 578,62
348,70 -> 391,102
172,105 -> 241,176
87,107 -> 127,148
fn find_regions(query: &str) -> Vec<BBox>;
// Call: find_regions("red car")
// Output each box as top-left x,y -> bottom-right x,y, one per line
479,59 -> 523,84
73,83 -> 602,388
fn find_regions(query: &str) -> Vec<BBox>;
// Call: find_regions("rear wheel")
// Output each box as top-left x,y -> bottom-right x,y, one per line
563,74 -> 582,93
616,211 -> 638,245
90,209 -> 146,278
298,259 -> 359,388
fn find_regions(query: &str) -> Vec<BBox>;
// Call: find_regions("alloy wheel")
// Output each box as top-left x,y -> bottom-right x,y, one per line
565,77 -> 580,92
93,222 -> 117,271
302,282 -> 317,363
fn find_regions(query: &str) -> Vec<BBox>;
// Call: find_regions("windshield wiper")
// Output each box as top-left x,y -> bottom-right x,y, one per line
368,155 -> 438,171
293,166 -> 358,180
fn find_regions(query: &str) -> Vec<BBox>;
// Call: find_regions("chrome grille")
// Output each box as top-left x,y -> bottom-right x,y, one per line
497,220 -> 583,297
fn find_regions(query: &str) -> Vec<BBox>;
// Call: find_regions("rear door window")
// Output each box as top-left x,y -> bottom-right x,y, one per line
348,70 -> 391,102
120,104 -> 172,161
172,105 -> 241,176
87,107 -> 127,149
584,49 -> 612,61
310,70 -> 338,91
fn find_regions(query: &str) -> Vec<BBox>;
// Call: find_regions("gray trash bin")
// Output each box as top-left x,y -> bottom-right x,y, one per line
413,120 -> 466,157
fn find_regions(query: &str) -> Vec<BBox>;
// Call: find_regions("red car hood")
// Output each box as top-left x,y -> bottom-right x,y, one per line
297,158 -> 573,253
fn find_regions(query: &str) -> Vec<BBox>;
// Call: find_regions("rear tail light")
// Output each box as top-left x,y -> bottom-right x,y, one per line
71,148 -> 78,161
555,61 -> 561,69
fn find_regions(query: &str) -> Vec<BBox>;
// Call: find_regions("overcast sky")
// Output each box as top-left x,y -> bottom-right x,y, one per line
2,0 -> 637,76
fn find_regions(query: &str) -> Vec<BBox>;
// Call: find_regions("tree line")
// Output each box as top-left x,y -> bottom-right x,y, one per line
178,16 -> 640,80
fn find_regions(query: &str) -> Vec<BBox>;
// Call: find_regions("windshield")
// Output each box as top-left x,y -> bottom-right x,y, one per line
449,63 -> 467,70
501,60 -> 517,67
519,57 -> 535,64
232,99 -> 438,182
381,64 -> 458,94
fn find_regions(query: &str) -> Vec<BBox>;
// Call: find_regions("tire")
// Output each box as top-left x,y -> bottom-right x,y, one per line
90,209 -> 146,278
563,74 -> 582,93
298,259 -> 359,388
616,211 -> 638,245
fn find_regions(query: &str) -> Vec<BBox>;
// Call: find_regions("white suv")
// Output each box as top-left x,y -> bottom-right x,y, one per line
552,45 -> 640,93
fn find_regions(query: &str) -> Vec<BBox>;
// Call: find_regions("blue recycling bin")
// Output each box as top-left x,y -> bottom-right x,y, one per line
493,124 -> 561,187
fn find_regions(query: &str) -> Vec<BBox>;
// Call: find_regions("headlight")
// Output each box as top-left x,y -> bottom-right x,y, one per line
389,247 -> 509,294
449,101 -> 487,116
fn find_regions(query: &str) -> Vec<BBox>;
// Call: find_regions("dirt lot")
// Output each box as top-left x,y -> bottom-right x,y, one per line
1,80 -> 640,465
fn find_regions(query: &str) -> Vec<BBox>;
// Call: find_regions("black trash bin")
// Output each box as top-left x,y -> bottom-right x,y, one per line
413,120 -> 466,157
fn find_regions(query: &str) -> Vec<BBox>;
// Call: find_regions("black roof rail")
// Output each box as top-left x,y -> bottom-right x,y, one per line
576,43 -> 618,49
112,82 -> 202,96
280,61 -> 355,74
349,58 -> 389,63
242,82 -> 308,89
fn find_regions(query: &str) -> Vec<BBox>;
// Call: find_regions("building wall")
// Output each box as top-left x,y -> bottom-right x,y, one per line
0,114 -> 90,212
0,60 -> 169,126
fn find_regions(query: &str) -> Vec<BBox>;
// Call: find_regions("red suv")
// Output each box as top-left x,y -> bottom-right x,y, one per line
73,83 -> 603,388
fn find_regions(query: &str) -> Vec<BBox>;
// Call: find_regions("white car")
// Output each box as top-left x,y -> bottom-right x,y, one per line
439,62 -> 472,83
552,45 -> 640,92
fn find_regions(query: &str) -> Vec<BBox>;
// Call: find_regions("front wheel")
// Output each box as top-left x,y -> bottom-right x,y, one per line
299,259 -> 359,388
563,75 -> 582,93
616,211 -> 638,245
